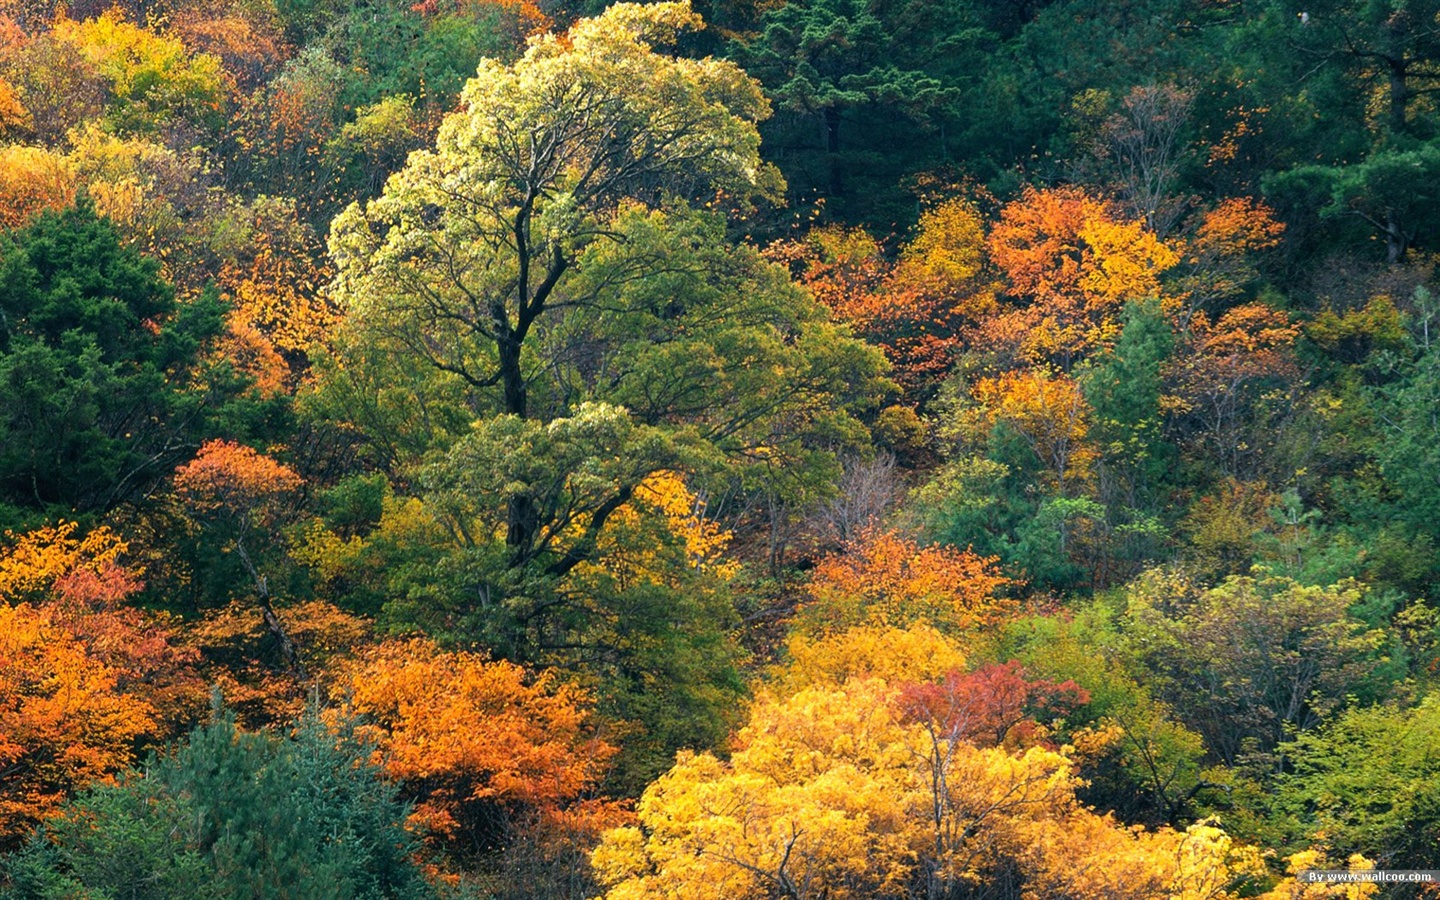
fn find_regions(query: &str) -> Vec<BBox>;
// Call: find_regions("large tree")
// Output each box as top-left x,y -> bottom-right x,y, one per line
318,1 -> 884,576
313,1 -> 887,766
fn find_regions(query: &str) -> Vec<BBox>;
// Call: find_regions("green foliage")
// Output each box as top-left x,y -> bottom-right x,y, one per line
0,199 -> 227,518
1081,297 -> 1176,513
998,601 -> 1213,828
1276,696 -> 1440,871
1369,309 -> 1440,536
1268,143 -> 1440,262
734,0 -> 984,221
1121,569 -> 1391,770
2,704 -> 437,900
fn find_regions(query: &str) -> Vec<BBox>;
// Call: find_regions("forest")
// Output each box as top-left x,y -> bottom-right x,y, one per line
0,0 -> 1436,895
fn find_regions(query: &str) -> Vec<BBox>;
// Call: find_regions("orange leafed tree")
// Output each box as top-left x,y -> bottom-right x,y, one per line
777,208 -> 995,399
0,75 -> 29,134
172,440 -> 304,519
214,199 -> 335,384
1173,197 -> 1285,318
0,601 -> 157,845
0,521 -> 202,745
799,530 -> 1013,638
0,526 -> 198,842
328,637 -> 618,840
1166,303 -> 1300,477
186,599 -> 372,728
985,185 -> 1178,366
173,440 -> 307,672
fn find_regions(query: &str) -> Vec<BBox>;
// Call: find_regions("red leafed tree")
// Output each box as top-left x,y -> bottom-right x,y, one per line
896,661 -> 1091,750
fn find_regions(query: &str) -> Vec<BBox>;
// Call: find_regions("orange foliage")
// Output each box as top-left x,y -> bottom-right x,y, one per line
0,74 -> 28,133
329,638 -> 617,838
767,225 -> 887,317
0,522 -> 203,736
1191,197 -> 1285,259
0,600 -> 161,843
1166,303 -> 1300,477
215,317 -> 290,398
0,145 -> 74,231
1168,303 -> 1300,413
172,440 -> 303,524
214,200 -> 335,371
48,563 -> 202,723
985,186 -> 1178,365
801,530 -> 1013,637
187,599 -> 372,728
171,11 -> 282,89
776,211 -> 993,397
1174,197 -> 1285,315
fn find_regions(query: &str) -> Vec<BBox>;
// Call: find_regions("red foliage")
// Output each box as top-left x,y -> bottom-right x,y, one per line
897,660 -> 1090,749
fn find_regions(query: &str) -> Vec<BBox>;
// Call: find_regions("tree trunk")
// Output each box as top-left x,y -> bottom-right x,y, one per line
1389,59 -> 1410,135
824,106 -> 843,197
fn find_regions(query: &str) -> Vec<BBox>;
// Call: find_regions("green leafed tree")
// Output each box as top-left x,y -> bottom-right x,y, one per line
0,198 -> 228,524
314,1 -> 884,593
309,0 -> 886,780
1,704 -> 437,900
1276,696 -> 1440,874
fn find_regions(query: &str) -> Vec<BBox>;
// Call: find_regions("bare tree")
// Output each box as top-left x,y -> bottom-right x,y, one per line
1100,84 -> 1194,238
812,453 -> 904,547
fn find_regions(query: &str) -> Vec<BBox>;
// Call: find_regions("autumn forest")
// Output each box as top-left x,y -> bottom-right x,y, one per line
0,0 -> 1436,895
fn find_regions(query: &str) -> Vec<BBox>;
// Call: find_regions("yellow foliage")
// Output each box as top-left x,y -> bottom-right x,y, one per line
595,669 -> 1272,900
1076,216 -> 1179,310
899,198 -> 988,293
593,678 -> 928,900
966,367 -> 1098,494
1256,849 -> 1379,900
633,470 -> 737,577
809,223 -> 882,267
62,125 -> 177,227
0,521 -> 128,602
1017,814 -> 1267,900
52,10 -> 227,129
777,623 -> 967,693
584,470 -> 740,589
0,144 -> 74,231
